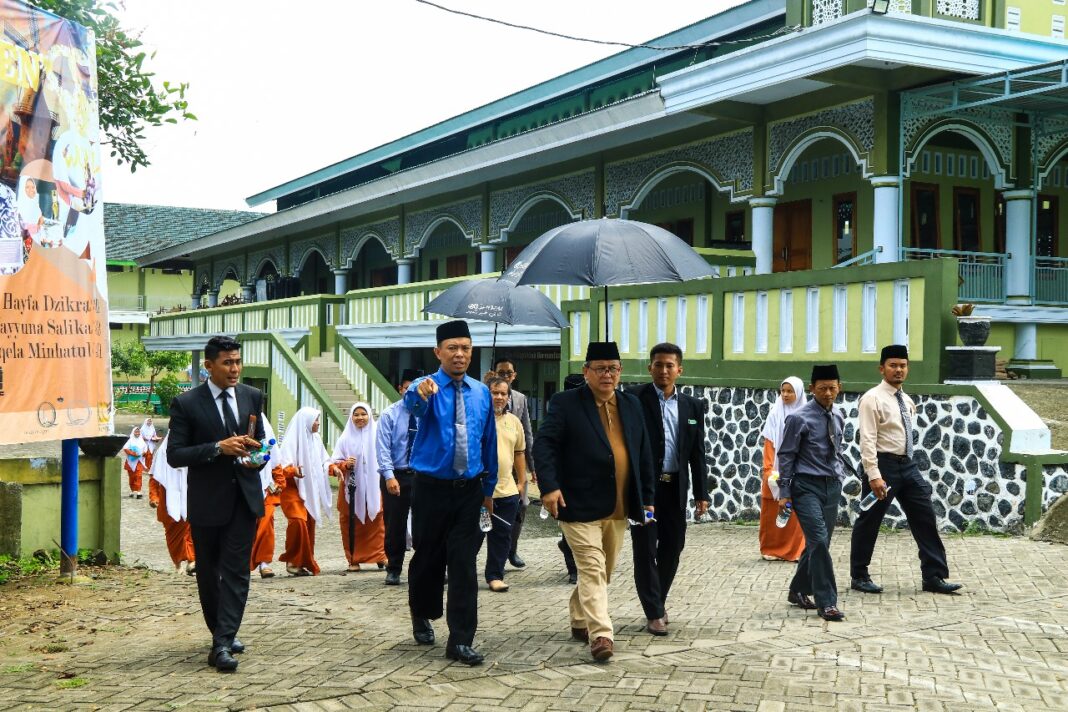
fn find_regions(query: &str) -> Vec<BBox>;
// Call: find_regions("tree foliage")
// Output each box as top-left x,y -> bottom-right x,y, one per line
31,0 -> 196,171
110,338 -> 146,384
144,349 -> 187,402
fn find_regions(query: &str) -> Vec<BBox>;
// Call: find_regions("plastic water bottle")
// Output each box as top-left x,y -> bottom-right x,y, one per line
775,502 -> 792,528
858,485 -> 892,512
539,503 -> 550,520
644,510 -> 656,524
239,438 -> 276,467
479,506 -> 493,533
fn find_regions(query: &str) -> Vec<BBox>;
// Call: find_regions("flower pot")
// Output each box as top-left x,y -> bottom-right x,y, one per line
956,316 -> 991,347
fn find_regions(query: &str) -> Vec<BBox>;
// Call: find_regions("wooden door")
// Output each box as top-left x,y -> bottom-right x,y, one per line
446,255 -> 468,278
773,199 -> 812,272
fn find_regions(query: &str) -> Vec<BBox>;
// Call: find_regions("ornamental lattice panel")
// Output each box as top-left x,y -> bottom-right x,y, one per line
812,0 -> 844,25
936,0 -> 980,21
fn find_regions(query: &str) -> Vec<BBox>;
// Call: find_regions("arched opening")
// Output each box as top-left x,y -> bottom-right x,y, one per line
773,138 -> 868,271
347,236 -> 396,290
626,170 -> 736,250
218,266 -> 242,306
296,249 -> 332,296
254,259 -> 280,301
499,199 -> 575,269
419,220 -> 471,280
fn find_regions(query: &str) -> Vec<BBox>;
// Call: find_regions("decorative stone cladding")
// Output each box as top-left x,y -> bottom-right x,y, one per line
935,0 -> 979,21
404,197 -> 483,257
766,99 -> 874,186
291,232 -> 338,273
1035,116 -> 1068,186
341,217 -> 402,262
605,129 -> 754,217
1043,465 -> 1068,512
488,171 -> 596,241
664,384 -> 1039,534
247,246 -> 287,281
212,260 -> 245,290
901,95 -> 1015,184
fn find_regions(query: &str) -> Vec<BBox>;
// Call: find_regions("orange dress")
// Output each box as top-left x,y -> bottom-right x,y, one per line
155,484 -> 195,566
759,439 -> 806,562
330,464 -> 386,567
123,451 -> 145,493
148,477 -> 163,507
277,465 -> 321,575
250,467 -> 287,569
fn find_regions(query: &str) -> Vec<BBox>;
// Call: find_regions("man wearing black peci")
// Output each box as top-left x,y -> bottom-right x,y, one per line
626,342 -> 709,635
167,336 -> 268,673
850,344 -> 962,596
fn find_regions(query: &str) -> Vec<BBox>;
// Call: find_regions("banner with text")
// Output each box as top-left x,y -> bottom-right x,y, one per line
0,0 -> 109,443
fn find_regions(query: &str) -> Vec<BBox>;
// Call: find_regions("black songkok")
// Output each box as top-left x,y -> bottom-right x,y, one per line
811,364 -> 840,383
880,344 -> 909,363
585,341 -> 621,362
436,320 -> 471,343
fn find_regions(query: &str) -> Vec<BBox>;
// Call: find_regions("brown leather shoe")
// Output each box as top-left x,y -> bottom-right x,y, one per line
646,618 -> 667,636
590,636 -> 613,661
571,627 -> 589,643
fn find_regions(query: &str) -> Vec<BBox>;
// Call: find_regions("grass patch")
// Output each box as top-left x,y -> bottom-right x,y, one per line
1,664 -> 34,674
1007,383 -> 1068,451
55,677 -> 87,689
960,520 -> 1011,538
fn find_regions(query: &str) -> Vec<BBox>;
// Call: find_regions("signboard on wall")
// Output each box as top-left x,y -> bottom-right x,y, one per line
0,0 -> 110,443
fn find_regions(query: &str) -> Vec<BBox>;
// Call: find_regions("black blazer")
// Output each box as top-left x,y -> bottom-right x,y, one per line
626,382 -> 710,510
533,385 -> 655,523
167,382 -> 267,526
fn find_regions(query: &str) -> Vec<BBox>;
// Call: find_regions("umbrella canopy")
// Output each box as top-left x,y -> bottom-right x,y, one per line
497,218 -> 716,339
423,278 -> 568,328
498,218 -> 716,288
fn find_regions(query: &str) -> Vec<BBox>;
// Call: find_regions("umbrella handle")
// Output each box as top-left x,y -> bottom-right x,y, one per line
604,285 -> 609,341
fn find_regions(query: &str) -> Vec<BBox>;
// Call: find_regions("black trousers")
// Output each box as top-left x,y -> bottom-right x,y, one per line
190,491 -> 257,650
408,473 -> 484,648
850,454 -> 950,581
790,474 -> 842,609
382,469 -> 414,575
508,484 -> 526,558
630,476 -> 687,620
485,494 -> 521,582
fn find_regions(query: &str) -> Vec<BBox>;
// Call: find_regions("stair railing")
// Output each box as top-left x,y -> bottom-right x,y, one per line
337,337 -> 401,416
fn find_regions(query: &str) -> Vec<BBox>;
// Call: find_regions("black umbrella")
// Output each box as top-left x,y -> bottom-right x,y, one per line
498,218 -> 716,340
423,277 -> 569,363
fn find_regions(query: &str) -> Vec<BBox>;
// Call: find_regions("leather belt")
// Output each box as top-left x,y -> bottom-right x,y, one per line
415,471 -> 483,488
877,452 -> 911,463
659,472 -> 677,483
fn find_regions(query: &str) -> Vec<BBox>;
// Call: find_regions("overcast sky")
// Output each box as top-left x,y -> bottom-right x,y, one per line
100,0 -> 748,213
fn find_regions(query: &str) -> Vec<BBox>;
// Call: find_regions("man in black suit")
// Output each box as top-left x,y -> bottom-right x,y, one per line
626,342 -> 709,636
167,336 -> 267,673
534,341 -> 655,662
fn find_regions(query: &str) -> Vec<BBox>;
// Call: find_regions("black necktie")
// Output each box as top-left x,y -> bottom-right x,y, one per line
405,410 -> 417,466
218,390 -> 240,437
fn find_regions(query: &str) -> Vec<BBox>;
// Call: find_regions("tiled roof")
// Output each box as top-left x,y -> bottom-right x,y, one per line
103,202 -> 265,261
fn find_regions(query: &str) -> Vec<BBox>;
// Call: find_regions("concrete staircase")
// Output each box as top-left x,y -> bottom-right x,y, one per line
304,353 -> 363,416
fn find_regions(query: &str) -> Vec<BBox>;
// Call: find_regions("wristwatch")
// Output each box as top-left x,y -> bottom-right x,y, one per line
213,441 -> 222,459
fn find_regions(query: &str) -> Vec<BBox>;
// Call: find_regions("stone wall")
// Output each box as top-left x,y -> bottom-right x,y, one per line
675,385 -> 1038,534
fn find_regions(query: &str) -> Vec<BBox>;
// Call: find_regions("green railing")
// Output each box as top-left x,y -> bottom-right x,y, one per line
337,337 -> 401,415
237,331 -> 345,448
150,294 -> 344,337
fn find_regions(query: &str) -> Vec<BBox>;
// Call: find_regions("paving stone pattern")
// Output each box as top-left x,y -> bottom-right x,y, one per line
1,484 -> 1068,711
683,386 -> 1038,534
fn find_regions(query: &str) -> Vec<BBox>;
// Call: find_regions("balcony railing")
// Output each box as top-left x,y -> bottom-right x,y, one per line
109,295 -> 191,313
901,248 -> 1006,303
1035,256 -> 1068,305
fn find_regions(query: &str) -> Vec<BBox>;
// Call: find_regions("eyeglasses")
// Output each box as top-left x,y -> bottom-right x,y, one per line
496,370 -> 515,377
587,366 -> 622,376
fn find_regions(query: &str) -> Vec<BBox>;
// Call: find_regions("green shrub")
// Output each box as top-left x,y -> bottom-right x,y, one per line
156,373 -> 181,415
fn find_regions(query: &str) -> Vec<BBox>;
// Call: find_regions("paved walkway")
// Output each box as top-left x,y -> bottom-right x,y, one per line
2,486 -> 1068,711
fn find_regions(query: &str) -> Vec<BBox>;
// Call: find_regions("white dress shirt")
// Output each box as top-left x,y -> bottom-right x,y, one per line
206,380 -> 240,433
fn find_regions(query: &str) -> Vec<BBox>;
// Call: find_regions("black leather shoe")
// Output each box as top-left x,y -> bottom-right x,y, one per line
851,578 -> 883,594
818,606 -> 845,622
787,590 -> 816,610
207,647 -> 238,672
445,644 -> 484,665
412,616 -> 435,645
230,639 -> 245,654
922,577 -> 963,594
384,571 -> 401,586
508,554 -> 526,569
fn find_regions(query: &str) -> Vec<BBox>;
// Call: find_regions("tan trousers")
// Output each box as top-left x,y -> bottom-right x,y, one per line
559,518 -> 627,641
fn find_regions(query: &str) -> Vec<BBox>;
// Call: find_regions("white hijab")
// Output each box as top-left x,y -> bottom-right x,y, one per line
120,427 -> 147,469
258,413 -> 282,493
761,376 -> 808,471
150,433 -> 188,521
331,402 -> 380,522
277,407 -> 333,525
16,176 -> 42,230
140,418 -> 158,452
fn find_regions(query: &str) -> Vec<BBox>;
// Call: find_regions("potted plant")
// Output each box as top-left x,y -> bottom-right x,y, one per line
952,303 -> 991,346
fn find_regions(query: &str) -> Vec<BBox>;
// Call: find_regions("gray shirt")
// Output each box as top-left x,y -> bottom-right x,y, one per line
776,397 -> 845,499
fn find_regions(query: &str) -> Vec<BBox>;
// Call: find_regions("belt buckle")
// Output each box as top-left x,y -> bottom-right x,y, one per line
659,472 -> 674,483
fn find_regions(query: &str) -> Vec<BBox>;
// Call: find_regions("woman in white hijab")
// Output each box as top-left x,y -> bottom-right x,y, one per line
330,402 -> 385,572
759,377 -> 807,562
120,426 -> 148,499
251,414 -> 286,578
140,417 -> 164,508
149,433 -> 196,575
16,176 -> 43,240
276,407 -> 333,576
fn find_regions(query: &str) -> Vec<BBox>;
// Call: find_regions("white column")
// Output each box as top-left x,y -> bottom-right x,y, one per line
206,290 -> 218,308
396,258 -> 414,285
749,197 -> 777,275
190,292 -> 200,310
479,244 -> 499,274
871,175 -> 901,263
241,283 -> 254,302
1014,321 -> 1038,360
333,268 -> 350,295
1004,189 -> 1034,304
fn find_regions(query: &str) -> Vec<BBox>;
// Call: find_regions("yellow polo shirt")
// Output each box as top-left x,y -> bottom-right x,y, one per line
493,412 -> 525,499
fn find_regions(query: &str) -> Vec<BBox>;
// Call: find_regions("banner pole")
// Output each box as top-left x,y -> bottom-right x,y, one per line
60,439 -> 80,575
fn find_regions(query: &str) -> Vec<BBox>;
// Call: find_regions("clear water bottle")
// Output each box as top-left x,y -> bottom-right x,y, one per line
775,502 -> 792,528
479,506 -> 493,533
539,503 -> 550,520
859,485 -> 892,512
